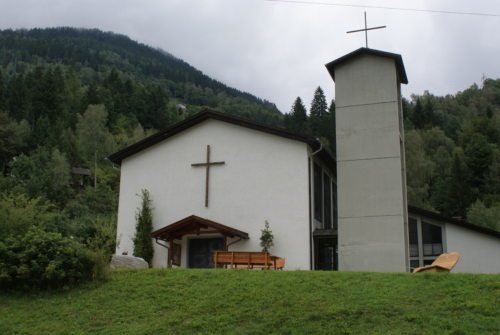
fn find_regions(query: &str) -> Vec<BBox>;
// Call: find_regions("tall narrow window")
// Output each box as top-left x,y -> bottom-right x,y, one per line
314,163 -> 323,222
409,218 -> 418,257
313,162 -> 337,229
408,216 -> 444,268
332,180 -> 338,230
422,222 -> 443,256
323,173 -> 332,229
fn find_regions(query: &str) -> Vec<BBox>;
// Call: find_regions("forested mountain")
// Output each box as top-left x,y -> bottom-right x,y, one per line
0,26 -> 498,260
0,27 -> 281,128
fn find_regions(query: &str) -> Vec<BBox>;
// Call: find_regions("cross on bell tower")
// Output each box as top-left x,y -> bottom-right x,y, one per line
346,12 -> 386,48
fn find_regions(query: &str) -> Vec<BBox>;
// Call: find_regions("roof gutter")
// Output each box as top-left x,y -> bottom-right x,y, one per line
310,137 -> 323,157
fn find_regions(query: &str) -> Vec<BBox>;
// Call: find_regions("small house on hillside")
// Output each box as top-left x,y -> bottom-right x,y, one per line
109,48 -> 500,273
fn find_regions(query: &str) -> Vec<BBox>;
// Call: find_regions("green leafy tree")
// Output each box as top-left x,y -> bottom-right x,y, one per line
133,189 -> 154,266
9,147 -> 72,207
0,112 -> 30,172
76,104 -> 116,188
405,130 -> 435,209
464,133 -> 494,192
431,149 -> 473,218
0,193 -> 65,240
467,200 -> 500,231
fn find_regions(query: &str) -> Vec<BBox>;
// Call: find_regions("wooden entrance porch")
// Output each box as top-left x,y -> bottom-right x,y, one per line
151,215 -> 249,268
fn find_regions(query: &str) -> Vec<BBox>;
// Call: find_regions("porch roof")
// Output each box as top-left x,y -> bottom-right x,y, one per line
151,215 -> 249,240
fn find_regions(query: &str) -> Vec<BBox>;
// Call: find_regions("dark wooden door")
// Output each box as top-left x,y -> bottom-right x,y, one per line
315,237 -> 337,270
188,238 -> 225,268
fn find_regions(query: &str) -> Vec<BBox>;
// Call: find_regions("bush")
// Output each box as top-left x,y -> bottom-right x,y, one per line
0,227 -> 96,290
0,193 -> 67,241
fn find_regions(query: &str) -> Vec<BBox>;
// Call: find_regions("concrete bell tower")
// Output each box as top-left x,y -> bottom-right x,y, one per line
326,48 -> 409,272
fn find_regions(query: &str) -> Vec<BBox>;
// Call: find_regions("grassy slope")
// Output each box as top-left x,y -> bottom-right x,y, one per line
0,269 -> 499,335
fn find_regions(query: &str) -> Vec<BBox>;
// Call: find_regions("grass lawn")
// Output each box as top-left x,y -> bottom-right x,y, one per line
0,269 -> 499,334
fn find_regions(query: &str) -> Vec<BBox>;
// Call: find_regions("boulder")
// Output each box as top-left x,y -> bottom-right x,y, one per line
110,255 -> 149,269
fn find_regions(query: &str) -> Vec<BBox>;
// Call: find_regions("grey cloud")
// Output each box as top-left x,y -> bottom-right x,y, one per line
1,0 -> 499,112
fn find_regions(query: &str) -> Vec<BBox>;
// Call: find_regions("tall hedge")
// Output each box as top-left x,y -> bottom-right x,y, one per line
133,189 -> 154,266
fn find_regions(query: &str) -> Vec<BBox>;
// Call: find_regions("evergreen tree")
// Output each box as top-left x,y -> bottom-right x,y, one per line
133,189 -> 154,266
464,133 -> 494,192
412,98 -> 424,129
310,86 -> 327,118
0,70 -> 5,111
431,149 -> 473,218
289,97 -> 308,134
309,86 -> 328,136
0,112 -> 30,172
85,82 -> 100,106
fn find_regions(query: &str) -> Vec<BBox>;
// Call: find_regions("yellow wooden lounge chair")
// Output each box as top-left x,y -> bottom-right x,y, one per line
413,252 -> 460,273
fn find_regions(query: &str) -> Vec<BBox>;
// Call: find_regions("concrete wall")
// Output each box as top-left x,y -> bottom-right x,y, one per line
116,119 -> 311,269
445,224 -> 500,274
335,54 -> 408,272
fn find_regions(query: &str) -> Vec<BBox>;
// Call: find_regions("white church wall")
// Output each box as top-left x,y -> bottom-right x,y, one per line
335,54 -> 408,272
445,224 -> 500,274
116,119 -> 311,269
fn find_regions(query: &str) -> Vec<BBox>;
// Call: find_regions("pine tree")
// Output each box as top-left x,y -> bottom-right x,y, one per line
310,86 -> 327,118
309,86 -> 328,136
412,98 -> 424,129
0,70 -> 5,111
133,189 -> 154,266
290,97 -> 308,134
327,99 -> 336,154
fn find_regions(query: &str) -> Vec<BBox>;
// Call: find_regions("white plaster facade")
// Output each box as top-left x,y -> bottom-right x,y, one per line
446,224 -> 500,273
115,119 -> 312,269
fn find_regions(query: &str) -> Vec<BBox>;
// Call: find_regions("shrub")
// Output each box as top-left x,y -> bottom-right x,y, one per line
0,227 -> 95,290
0,194 -> 67,241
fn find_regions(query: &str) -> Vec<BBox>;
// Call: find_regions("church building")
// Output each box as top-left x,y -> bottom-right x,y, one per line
109,48 -> 500,273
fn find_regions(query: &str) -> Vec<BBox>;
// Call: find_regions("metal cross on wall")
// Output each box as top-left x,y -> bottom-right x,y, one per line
191,145 -> 225,207
346,12 -> 386,48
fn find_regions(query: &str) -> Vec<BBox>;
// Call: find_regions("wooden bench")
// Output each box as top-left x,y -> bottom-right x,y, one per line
213,251 -> 285,270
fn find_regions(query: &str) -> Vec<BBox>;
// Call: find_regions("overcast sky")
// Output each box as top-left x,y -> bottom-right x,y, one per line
1,0 -> 499,113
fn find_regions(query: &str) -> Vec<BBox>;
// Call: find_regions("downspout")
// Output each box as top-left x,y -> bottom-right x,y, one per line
104,157 -> 121,171
155,238 -> 169,250
155,238 -> 172,268
308,138 -> 323,270
226,237 -> 243,250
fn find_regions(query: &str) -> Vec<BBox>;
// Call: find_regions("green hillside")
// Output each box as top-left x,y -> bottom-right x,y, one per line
1,269 -> 499,334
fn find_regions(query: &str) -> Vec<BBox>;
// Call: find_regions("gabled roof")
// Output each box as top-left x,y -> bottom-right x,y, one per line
108,109 -> 336,171
325,47 -> 408,84
151,215 -> 249,240
408,206 -> 500,239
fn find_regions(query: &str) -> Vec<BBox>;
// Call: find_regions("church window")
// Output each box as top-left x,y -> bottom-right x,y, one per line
313,162 -> 337,229
314,163 -> 323,222
408,215 -> 444,269
323,173 -> 332,229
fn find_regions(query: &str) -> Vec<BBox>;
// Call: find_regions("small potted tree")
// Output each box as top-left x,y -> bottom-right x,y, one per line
260,220 -> 274,253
